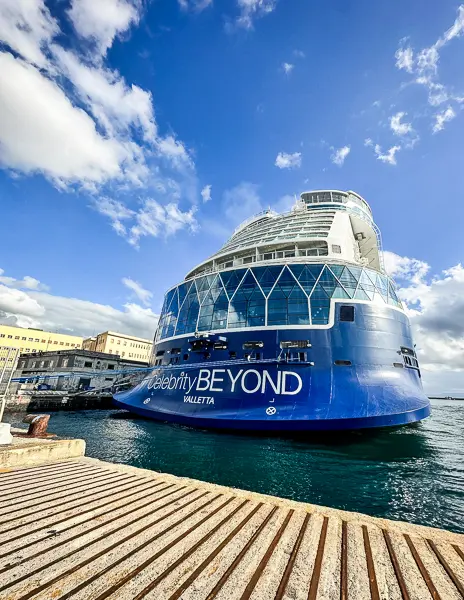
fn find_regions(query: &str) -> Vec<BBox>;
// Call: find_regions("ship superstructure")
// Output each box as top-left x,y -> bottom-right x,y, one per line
115,190 -> 430,431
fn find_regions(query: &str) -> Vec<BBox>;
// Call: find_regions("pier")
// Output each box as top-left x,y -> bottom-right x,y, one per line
0,441 -> 463,599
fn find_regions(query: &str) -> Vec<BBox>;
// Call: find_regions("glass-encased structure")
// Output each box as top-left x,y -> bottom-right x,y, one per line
156,264 -> 402,340
115,189 -> 431,432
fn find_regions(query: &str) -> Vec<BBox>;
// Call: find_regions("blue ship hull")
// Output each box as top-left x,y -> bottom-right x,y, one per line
114,303 -> 431,431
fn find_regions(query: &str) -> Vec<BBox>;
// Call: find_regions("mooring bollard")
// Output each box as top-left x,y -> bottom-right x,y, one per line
22,414 -> 51,437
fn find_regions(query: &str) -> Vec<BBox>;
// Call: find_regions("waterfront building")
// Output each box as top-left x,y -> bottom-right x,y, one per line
115,190 -> 431,431
83,331 -> 153,364
13,349 -> 147,393
0,324 -> 83,355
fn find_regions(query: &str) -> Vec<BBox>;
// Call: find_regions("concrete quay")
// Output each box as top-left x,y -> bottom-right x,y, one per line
0,431 -> 85,469
0,454 -> 463,599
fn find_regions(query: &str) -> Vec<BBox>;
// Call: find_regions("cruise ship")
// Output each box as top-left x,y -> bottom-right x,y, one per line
114,190 -> 431,431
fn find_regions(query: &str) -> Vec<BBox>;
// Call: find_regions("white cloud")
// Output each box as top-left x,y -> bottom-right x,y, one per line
432,106 -> 456,133
282,62 -> 294,75
373,144 -> 401,165
293,49 -> 305,58
275,151 -> 302,169
394,5 -> 464,116
395,46 -> 414,73
0,0 -> 58,67
383,252 -> 464,394
122,277 -> 153,306
156,135 -> 193,169
67,0 -> 141,57
383,251 -> 430,286
201,185 -> 212,203
178,0 -> 213,11
0,0 -> 199,247
330,145 -> 350,166
364,138 -> 373,147
0,52 -> 133,188
0,268 -> 48,292
92,197 -> 135,236
53,47 -> 157,141
389,111 -> 413,136
233,0 -> 277,30
129,199 -> 198,247
0,269 -> 158,338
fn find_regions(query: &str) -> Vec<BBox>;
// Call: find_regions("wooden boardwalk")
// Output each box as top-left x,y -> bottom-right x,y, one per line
0,458 -> 463,599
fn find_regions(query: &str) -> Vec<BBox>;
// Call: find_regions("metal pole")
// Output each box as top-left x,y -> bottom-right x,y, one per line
0,348 -> 13,423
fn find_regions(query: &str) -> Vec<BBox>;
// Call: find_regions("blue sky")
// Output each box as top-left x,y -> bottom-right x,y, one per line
1,0 -> 464,393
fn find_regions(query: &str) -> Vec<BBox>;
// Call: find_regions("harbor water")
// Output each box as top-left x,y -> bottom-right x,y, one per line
5,397 -> 464,534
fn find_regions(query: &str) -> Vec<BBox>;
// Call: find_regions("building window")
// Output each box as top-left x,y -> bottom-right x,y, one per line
41,339 -> 46,343
60,342 -> 64,346
34,338 -> 39,342
332,245 -> 341,253
21,337 -> 26,341
340,306 -> 354,322
109,349 -> 112,354
0,334 -> 4,338
15,336 -> 20,340
7,335 -> 12,339
54,341 -> 58,344
117,340 -> 120,345
65,343 -> 69,346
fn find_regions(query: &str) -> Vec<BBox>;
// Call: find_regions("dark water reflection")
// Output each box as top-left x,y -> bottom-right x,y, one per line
6,398 -> 464,533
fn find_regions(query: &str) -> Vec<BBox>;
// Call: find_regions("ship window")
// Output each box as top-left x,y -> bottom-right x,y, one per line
183,353 -> 189,361
229,351 -> 237,359
393,362 -> 404,368
156,350 -> 165,357
340,306 -> 354,322
332,245 -> 341,254
170,348 -> 181,355
335,360 -> 351,366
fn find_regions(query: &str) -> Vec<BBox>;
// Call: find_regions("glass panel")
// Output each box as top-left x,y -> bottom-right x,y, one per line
220,269 -> 246,298
267,297 -> 288,325
347,266 -> 363,281
338,266 -> 358,289
290,265 -> 318,295
311,302 -> 330,324
236,270 -> 257,299
358,269 -> 376,292
318,267 -> 338,297
274,266 -> 298,297
252,266 -> 283,296
196,276 -> 210,293
177,281 -> 192,308
354,287 -> 371,301
332,286 -> 350,299
329,265 -> 344,277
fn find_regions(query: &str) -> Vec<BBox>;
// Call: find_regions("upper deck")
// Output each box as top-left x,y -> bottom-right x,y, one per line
186,189 -> 383,279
